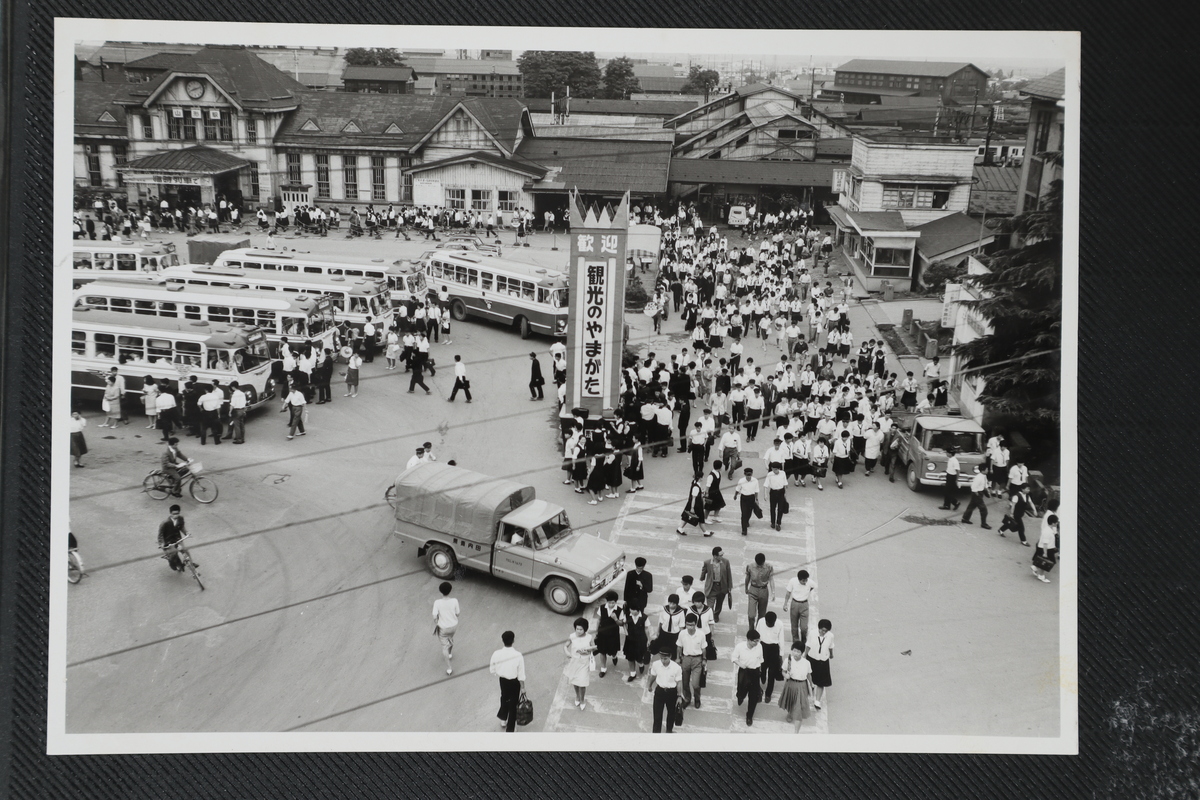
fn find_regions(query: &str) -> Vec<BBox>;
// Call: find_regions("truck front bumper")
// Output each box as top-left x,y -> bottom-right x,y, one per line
579,568 -> 628,606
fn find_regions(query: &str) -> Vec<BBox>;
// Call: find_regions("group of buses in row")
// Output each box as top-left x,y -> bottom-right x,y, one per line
70,241 -> 571,414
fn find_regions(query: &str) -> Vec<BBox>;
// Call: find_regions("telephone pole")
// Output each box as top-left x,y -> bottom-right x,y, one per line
981,105 -> 996,165
966,88 -> 979,141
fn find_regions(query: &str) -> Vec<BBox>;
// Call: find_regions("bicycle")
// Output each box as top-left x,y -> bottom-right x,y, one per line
161,533 -> 205,590
67,548 -> 86,584
143,462 -> 218,504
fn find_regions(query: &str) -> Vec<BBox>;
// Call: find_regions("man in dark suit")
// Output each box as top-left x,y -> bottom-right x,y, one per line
528,352 -> 545,400
623,557 -> 653,610
315,348 -> 334,404
700,546 -> 733,622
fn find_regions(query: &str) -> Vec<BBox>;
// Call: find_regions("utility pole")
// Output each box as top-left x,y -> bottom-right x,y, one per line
966,87 -> 979,141
981,105 -> 996,165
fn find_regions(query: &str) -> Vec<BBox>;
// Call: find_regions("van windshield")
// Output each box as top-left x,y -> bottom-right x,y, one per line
533,511 -> 572,545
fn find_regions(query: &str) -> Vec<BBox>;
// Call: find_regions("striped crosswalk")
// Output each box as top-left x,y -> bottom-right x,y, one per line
543,487 -> 829,735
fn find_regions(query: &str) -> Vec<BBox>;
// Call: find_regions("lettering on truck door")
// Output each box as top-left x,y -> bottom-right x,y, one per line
491,523 -> 537,587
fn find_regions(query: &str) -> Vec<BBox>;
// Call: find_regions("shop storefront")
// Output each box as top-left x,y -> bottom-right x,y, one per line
118,145 -> 249,210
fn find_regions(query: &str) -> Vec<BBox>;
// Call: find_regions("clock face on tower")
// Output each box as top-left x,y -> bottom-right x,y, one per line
185,80 -> 205,99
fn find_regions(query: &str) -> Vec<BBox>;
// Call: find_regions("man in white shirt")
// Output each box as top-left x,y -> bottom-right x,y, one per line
489,630 -> 526,731
763,463 -> 789,531
783,569 -> 816,649
720,428 -> 742,479
939,446 -> 961,511
731,629 -> 765,725
432,581 -> 460,675
675,615 -> 708,709
763,436 -> 789,472
960,466 -> 992,529
406,446 -> 426,470
198,380 -> 225,445
735,468 -> 761,537
648,647 -> 683,733
362,317 -> 377,363
448,355 -> 472,403
284,383 -> 307,440
228,381 -> 248,444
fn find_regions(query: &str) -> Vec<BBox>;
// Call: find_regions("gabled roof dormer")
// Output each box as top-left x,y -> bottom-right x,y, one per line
98,111 -> 117,123
300,119 -> 321,132
342,119 -> 362,134
384,122 -> 403,134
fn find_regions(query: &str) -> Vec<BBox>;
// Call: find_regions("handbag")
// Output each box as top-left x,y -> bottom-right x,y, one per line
1032,550 -> 1056,571
681,510 -> 699,526
589,654 -> 597,672
673,696 -> 686,726
699,664 -> 708,688
780,497 -> 790,515
515,693 -> 534,726
752,499 -> 763,519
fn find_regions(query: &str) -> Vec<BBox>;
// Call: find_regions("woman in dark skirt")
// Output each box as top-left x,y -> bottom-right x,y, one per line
592,591 -> 624,676
705,460 -> 726,523
832,430 -> 853,489
623,435 -> 645,493
900,371 -> 918,411
805,618 -> 834,709
622,601 -> 653,682
569,436 -> 589,492
873,348 -> 887,379
605,445 -> 624,499
586,450 -> 611,504
677,476 -> 709,536
69,411 -> 88,467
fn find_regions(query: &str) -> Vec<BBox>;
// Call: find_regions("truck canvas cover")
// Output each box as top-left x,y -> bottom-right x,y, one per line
392,463 -> 535,544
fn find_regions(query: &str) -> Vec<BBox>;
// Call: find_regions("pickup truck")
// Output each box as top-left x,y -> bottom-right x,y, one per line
893,414 -> 987,491
391,462 -> 627,614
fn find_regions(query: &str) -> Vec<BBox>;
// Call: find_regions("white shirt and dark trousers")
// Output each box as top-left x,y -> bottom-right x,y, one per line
961,471 -> 992,528
648,657 -> 683,733
939,454 -> 961,510
731,640 -> 765,724
488,646 -> 526,732
448,361 -> 472,402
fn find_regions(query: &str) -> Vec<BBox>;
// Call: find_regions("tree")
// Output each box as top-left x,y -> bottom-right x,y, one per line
681,65 -> 720,97
601,56 -> 640,100
516,51 -> 601,99
954,176 -> 1063,426
923,259 -> 969,295
344,48 -> 406,67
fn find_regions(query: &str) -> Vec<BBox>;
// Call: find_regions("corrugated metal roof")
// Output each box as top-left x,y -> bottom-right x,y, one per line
1020,68 -> 1066,101
973,165 -> 1021,194
523,97 -> 699,117
836,59 -> 983,78
516,137 -> 673,194
123,45 -> 309,112
816,137 -> 854,156
668,158 -> 835,188
632,64 -> 681,79
637,75 -> 689,93
121,145 -> 249,174
848,209 -> 909,232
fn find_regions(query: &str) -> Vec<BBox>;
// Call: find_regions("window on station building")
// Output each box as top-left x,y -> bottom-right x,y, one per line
85,144 -> 102,186
371,156 -> 386,200
445,188 -> 466,210
141,114 -> 154,140
497,190 -> 517,212
113,144 -> 127,186
246,117 -> 258,143
882,183 -> 951,209
316,154 -> 331,198
343,155 -> 359,199
286,153 -> 302,184
248,162 -> 260,198
470,189 -> 490,211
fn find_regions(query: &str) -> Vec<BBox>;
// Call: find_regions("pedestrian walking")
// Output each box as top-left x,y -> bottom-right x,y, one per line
198,380 -> 224,445
676,614 -> 708,709
489,631 -> 526,732
385,328 -> 400,369
108,366 -> 129,425
623,601 -> 653,682
528,353 -> 545,400
154,388 -> 178,441
563,618 -> 596,710
623,556 -> 653,610
432,581 -> 460,675
676,476 -> 709,536
705,460 -> 726,523
998,485 -> 1034,546
1031,511 -> 1059,584
100,375 -> 121,428
142,376 -> 159,430
777,641 -> 814,731
648,647 -> 683,733
732,629 -> 765,726
700,546 -> 733,622
656,594 -> 687,654
344,351 -> 362,398
764,463 -> 789,531
283,383 -> 307,440
623,434 -> 645,492
69,411 -> 88,467
756,611 -> 785,702
734,467 -> 762,536
744,552 -> 774,631
805,619 -> 834,709
447,355 -> 472,402
960,466 -> 992,528
407,344 -> 432,395
831,430 -> 853,489
938,446 -> 961,510
228,381 -> 247,444
592,591 -> 623,677
783,569 -> 816,651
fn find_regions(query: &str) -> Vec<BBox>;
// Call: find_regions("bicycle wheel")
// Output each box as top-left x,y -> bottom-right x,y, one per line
143,472 -> 170,501
67,555 -> 82,584
384,484 -> 398,510
189,476 -> 219,504
186,558 -> 205,591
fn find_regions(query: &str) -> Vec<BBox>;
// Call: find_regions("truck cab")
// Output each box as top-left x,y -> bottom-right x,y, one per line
392,463 -> 626,614
894,415 -> 986,491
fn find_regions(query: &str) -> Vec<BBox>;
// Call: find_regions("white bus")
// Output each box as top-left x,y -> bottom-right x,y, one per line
71,307 -> 278,408
71,242 -> 181,288
73,279 -> 338,359
421,251 -> 569,339
211,248 -> 427,311
159,264 -> 393,343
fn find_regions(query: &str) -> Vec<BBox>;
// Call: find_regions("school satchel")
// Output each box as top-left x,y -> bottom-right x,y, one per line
752,499 -> 764,519
681,510 -> 700,526
780,497 -> 790,515
515,693 -> 534,727
1032,550 -> 1056,572
699,664 -> 708,688
674,695 -> 686,726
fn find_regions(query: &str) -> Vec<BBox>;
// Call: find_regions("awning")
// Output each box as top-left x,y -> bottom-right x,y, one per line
119,145 -> 250,176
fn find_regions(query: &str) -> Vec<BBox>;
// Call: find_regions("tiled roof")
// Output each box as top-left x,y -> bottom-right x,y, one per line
407,150 -> 546,178
531,125 -> 676,142
821,84 -> 923,97
846,209 -> 909,232
632,64 -> 680,79
274,94 -> 528,153
668,158 -> 835,188
637,76 -> 689,93
121,145 -> 249,174
123,52 -> 191,71
75,81 -> 128,137
735,83 -> 805,101
125,46 -> 308,112
913,212 -> 993,257
404,58 -> 521,76
342,65 -> 416,82
1020,68 -> 1066,102
516,137 -> 673,195
836,59 -> 983,78
973,165 -> 1022,194
523,97 -> 699,117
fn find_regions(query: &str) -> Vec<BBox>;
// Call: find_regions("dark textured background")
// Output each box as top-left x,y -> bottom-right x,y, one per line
3,3 -> 1198,798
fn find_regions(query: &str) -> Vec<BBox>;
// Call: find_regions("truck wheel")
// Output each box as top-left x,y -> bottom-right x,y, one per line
425,543 -> 457,579
542,578 -> 579,615
517,316 -> 532,339
906,462 -> 921,492
450,299 -> 467,321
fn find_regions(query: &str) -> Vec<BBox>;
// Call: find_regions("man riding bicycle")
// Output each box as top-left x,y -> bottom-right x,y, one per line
157,505 -> 198,573
162,437 -> 192,497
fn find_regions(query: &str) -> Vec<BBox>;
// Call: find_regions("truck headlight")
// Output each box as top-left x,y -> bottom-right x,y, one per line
926,462 -> 936,472
591,573 -> 605,590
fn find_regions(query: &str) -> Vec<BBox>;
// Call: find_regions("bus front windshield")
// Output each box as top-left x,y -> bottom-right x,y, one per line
235,339 -> 272,373
283,316 -> 309,338
409,272 -> 426,295
306,311 -> 327,337
368,293 -> 385,317
550,288 -> 568,309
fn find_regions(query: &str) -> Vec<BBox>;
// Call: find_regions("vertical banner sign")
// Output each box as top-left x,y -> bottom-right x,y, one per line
566,189 -> 628,421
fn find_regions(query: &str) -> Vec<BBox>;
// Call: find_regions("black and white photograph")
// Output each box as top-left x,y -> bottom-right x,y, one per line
50,20 -> 1078,753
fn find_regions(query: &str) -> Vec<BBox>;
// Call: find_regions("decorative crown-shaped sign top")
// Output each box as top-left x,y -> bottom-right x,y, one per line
570,189 -> 629,231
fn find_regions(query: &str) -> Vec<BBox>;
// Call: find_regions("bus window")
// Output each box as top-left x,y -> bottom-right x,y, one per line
117,334 -> 144,361
159,302 -> 177,315
73,254 -> 93,270
283,264 -> 298,272
282,287 -> 300,294
224,261 -> 243,269
175,341 -> 202,366
96,253 -> 114,271
111,298 -> 132,311
94,333 -> 116,359
262,262 -> 278,271
521,282 -> 535,301
551,288 -> 568,308
147,338 -> 172,363
328,268 -> 343,276
71,331 -> 86,355
496,275 -> 509,294
232,308 -> 256,325
345,269 -> 364,277
116,253 -> 137,271
183,304 -> 202,320
350,296 -> 368,314
144,257 -> 159,272
467,269 -> 479,287
257,310 -> 277,323
369,295 -> 384,317
82,296 -> 107,309
537,287 -> 549,304
134,300 -> 156,315
428,264 -> 442,280
304,266 -> 321,274
480,272 -> 493,291
210,306 -> 231,323
285,317 -> 306,336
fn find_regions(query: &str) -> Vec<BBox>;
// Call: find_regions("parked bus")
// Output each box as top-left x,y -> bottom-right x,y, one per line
421,251 -> 568,339
211,248 -> 427,311
71,307 -> 277,408
159,264 -> 392,343
71,242 -> 181,288
73,279 -> 338,359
